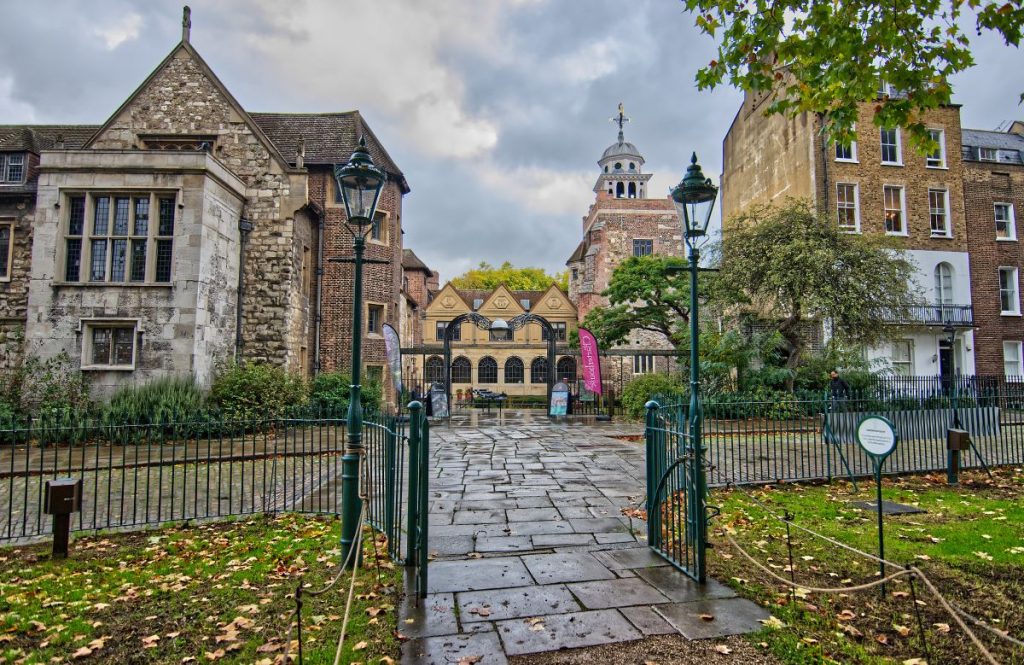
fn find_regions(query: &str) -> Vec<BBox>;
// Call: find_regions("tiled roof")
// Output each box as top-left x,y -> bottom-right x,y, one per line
0,125 -> 98,152
454,287 -> 553,311
402,249 -> 431,272
249,111 -> 408,192
962,128 -> 1024,151
567,241 -> 585,263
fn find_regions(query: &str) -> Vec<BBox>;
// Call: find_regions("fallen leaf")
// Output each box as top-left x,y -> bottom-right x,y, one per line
902,659 -> 928,665
837,610 -> 856,621
933,623 -> 951,634
142,634 -> 160,649
354,641 -> 368,651
714,644 -> 732,654
457,657 -> 483,665
760,616 -> 786,630
699,614 -> 715,622
71,647 -> 92,659
205,648 -> 225,661
894,624 -> 912,637
892,591 -> 910,599
841,623 -> 864,638
876,634 -> 889,645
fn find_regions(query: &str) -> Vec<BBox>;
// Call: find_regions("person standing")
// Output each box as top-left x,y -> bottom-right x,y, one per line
828,370 -> 851,402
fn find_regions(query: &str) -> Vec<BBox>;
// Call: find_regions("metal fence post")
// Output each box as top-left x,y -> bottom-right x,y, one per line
405,401 -> 422,566
384,416 -> 397,557
418,418 -> 430,598
645,400 -> 660,550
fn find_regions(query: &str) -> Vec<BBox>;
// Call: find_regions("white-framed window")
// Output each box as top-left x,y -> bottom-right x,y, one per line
63,192 -> 175,284
633,239 -> 653,257
926,129 -> 947,168
81,320 -> 138,370
995,203 -> 1017,241
370,210 -> 388,243
880,128 -> 902,165
633,354 -> 654,374
367,303 -> 384,335
835,128 -> 858,162
890,339 -> 913,376
836,183 -> 860,232
883,185 -> 906,235
999,267 -> 1020,315
0,153 -> 25,183
934,262 -> 954,305
928,189 -> 951,237
1005,341 -> 1024,379
0,221 -> 12,281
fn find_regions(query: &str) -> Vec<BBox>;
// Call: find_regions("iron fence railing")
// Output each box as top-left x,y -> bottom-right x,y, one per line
0,409 -> 413,560
875,303 -> 974,326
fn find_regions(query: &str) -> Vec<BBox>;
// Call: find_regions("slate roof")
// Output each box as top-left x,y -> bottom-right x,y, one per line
402,249 -> 431,272
566,241 -> 585,263
0,125 -> 98,152
250,112 -> 409,193
962,128 -> 1024,152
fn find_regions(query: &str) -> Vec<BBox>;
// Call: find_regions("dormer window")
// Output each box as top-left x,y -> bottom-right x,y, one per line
0,154 -> 25,183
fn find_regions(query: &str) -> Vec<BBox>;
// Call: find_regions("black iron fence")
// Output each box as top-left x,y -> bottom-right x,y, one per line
0,409 -> 414,560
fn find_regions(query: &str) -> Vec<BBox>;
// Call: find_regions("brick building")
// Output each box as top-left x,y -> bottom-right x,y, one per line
961,124 -> 1024,378
566,108 -> 684,383
722,90 -> 977,380
0,11 -> 422,396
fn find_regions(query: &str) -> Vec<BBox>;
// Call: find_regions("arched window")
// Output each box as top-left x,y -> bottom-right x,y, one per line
478,356 -> 498,384
531,357 -> 548,384
556,357 -> 576,382
934,262 -> 954,304
451,356 -> 471,383
629,162 -> 636,171
628,182 -> 636,198
504,357 -> 524,384
425,356 -> 444,384
615,181 -> 625,198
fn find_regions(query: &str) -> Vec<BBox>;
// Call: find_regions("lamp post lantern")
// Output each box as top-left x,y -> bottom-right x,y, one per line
669,152 -> 718,582
334,137 -> 386,567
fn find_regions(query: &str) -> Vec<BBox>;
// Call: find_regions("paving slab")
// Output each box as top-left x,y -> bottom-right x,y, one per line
506,507 -> 562,522
595,532 -> 638,545
566,577 -> 670,609
453,510 -> 507,525
496,609 -> 642,656
398,593 -> 459,639
521,552 -> 617,585
531,533 -> 595,548
428,535 -> 475,556
457,584 -> 581,622
569,517 -> 630,533
402,632 -> 507,665
654,597 -> 771,639
428,557 -> 534,594
503,520 -> 575,537
474,536 -> 534,553
595,546 -> 672,570
620,605 -> 678,636
634,567 -> 736,603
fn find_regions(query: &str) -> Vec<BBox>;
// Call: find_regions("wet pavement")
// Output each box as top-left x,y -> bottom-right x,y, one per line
400,412 -> 769,664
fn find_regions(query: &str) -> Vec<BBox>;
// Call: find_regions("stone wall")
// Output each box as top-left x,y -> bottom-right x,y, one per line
87,46 -> 308,370
0,194 -> 33,369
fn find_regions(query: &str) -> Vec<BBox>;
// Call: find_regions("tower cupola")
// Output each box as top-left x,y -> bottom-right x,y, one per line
594,103 -> 652,199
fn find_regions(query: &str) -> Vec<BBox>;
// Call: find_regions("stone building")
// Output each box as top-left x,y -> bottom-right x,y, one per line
721,90 -> 978,380
0,12 -> 419,396
566,107 -> 683,384
410,283 -> 578,398
961,123 -> 1024,378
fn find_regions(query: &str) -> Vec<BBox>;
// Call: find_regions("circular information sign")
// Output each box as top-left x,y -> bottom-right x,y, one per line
856,416 -> 898,459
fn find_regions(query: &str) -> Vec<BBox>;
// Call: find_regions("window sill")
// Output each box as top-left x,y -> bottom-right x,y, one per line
53,281 -> 173,288
886,231 -> 909,237
835,158 -> 859,164
81,364 -> 135,372
839,229 -> 862,235
926,165 -> 949,170
1000,312 -> 1022,317
996,237 -> 1018,243
881,161 -> 904,167
930,234 -> 953,239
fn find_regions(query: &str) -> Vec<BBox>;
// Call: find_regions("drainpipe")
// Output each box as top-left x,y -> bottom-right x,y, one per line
235,215 -> 253,360
818,113 -> 830,217
314,214 -> 325,375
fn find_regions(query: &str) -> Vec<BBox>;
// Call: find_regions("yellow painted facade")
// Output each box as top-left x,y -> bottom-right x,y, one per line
411,283 -> 579,397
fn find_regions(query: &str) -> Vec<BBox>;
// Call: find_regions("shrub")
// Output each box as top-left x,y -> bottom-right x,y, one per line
622,374 -> 686,420
308,372 -> 382,416
102,376 -> 208,425
0,352 -> 91,424
210,362 -> 307,421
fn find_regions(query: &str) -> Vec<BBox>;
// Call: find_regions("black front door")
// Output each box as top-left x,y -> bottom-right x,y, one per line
939,341 -> 955,392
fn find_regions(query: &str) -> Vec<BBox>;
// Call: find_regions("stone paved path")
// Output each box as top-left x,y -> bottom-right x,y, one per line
400,412 -> 769,664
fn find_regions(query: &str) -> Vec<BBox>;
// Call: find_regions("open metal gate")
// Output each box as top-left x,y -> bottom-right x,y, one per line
404,403 -> 430,598
645,399 -> 707,582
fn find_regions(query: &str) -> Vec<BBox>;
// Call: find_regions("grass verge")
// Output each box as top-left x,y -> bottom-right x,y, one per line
0,514 -> 401,664
705,467 -> 1024,664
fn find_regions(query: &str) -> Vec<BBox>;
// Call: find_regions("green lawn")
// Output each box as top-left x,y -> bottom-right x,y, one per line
0,514 -> 400,664
708,468 -> 1024,664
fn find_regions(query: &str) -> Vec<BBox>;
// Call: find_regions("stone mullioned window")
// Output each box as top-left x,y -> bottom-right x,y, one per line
63,193 -> 175,284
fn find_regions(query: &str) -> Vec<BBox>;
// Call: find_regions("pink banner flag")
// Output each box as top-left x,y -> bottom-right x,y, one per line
578,327 -> 603,395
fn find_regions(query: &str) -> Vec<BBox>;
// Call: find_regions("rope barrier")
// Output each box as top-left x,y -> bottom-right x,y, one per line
700,464 -> 1013,663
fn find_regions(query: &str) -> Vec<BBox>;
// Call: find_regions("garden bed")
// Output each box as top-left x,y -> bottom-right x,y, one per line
0,514 -> 400,664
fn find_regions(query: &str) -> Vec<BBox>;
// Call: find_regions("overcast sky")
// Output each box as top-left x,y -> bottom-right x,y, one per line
1,1 -> 1021,282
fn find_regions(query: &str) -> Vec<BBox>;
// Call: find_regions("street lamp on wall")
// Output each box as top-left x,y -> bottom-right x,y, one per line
334,136 -> 387,568
669,151 -> 718,582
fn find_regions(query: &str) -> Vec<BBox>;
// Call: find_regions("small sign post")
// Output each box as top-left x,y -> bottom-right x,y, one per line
855,415 -> 898,594
550,382 -> 569,417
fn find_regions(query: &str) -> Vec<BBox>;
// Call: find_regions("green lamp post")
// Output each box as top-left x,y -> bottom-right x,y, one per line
669,152 -> 718,582
334,137 -> 387,567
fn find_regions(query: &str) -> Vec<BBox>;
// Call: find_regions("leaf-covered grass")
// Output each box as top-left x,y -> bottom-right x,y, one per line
0,514 -> 400,664
708,468 -> 1024,664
